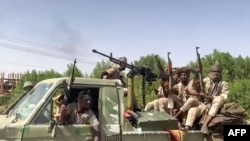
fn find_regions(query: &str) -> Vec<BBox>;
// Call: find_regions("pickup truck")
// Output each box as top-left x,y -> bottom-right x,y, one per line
0,77 -> 213,141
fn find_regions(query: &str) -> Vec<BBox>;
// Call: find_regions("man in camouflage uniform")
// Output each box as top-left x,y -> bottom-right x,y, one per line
60,90 -> 100,141
179,61 -> 229,133
167,67 -> 191,116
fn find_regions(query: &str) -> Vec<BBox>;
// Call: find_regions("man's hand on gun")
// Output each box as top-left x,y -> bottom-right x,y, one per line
184,87 -> 213,100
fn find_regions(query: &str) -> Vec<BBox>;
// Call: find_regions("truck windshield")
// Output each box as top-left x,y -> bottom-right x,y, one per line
8,82 -> 53,121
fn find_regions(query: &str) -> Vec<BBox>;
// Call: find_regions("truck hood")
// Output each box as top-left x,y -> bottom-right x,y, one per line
0,115 -> 22,127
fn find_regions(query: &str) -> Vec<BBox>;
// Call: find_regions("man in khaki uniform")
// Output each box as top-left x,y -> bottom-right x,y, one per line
101,57 -> 128,95
144,80 -> 168,112
174,78 -> 206,129
174,79 -> 201,118
179,62 -> 229,133
101,57 -> 127,80
200,61 -> 229,133
173,68 -> 205,124
144,67 -> 179,113
167,67 -> 191,116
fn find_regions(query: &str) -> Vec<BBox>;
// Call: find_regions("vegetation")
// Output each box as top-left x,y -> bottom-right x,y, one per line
90,49 -> 250,114
1,49 -> 250,115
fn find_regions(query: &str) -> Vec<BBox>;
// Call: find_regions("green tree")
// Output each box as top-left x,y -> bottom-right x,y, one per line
63,63 -> 83,77
188,49 -> 235,81
82,72 -> 91,78
132,54 -> 167,106
228,79 -> 250,114
10,69 -> 62,103
90,60 -> 111,78
234,56 -> 250,79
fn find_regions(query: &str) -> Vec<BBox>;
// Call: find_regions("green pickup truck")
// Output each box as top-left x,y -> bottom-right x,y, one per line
0,77 -> 213,141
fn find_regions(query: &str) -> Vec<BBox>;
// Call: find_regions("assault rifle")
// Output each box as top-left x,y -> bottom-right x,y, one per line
92,49 -> 157,108
195,47 -> 212,101
167,52 -> 173,90
196,47 -> 205,93
63,59 -> 77,106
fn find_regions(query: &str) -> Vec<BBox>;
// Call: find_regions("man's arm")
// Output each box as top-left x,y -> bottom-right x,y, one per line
101,68 -> 116,79
185,79 -> 213,99
200,80 -> 229,101
88,114 -> 101,141
90,124 -> 100,141
185,79 -> 201,96
101,71 -> 109,79
59,103 -> 75,124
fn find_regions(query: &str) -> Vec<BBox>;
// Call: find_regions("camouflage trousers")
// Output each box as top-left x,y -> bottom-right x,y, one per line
144,97 -> 168,112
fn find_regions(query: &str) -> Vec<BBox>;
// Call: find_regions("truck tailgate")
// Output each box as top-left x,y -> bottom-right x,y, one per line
123,130 -> 207,141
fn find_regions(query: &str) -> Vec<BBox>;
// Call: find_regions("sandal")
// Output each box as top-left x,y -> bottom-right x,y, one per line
201,125 -> 209,134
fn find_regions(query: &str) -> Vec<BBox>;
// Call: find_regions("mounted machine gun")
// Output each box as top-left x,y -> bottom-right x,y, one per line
92,49 -> 158,111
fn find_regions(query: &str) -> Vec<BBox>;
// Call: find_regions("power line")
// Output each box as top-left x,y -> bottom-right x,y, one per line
0,57 -> 93,74
0,59 -> 66,72
0,34 -> 119,64
0,34 -> 99,58
0,34 -> 111,74
0,42 -> 98,65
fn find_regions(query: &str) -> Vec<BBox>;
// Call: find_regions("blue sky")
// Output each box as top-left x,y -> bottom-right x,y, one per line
0,0 -> 249,75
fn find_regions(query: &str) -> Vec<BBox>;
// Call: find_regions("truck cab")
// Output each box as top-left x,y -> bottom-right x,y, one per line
0,77 -> 210,141
0,77 -> 125,141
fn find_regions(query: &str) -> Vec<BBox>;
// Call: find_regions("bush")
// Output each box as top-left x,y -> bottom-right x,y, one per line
0,95 -> 11,105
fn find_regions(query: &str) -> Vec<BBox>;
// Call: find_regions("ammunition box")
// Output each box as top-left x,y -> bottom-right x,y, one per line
136,111 -> 178,131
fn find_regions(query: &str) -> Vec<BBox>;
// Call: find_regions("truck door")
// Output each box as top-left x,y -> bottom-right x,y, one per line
52,87 -> 95,141
100,86 -> 123,141
21,86 -> 65,141
21,98 -> 56,141
55,124 -> 93,141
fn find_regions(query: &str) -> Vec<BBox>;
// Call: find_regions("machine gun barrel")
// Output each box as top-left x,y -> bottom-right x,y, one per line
92,49 -> 158,79
92,49 -> 137,71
